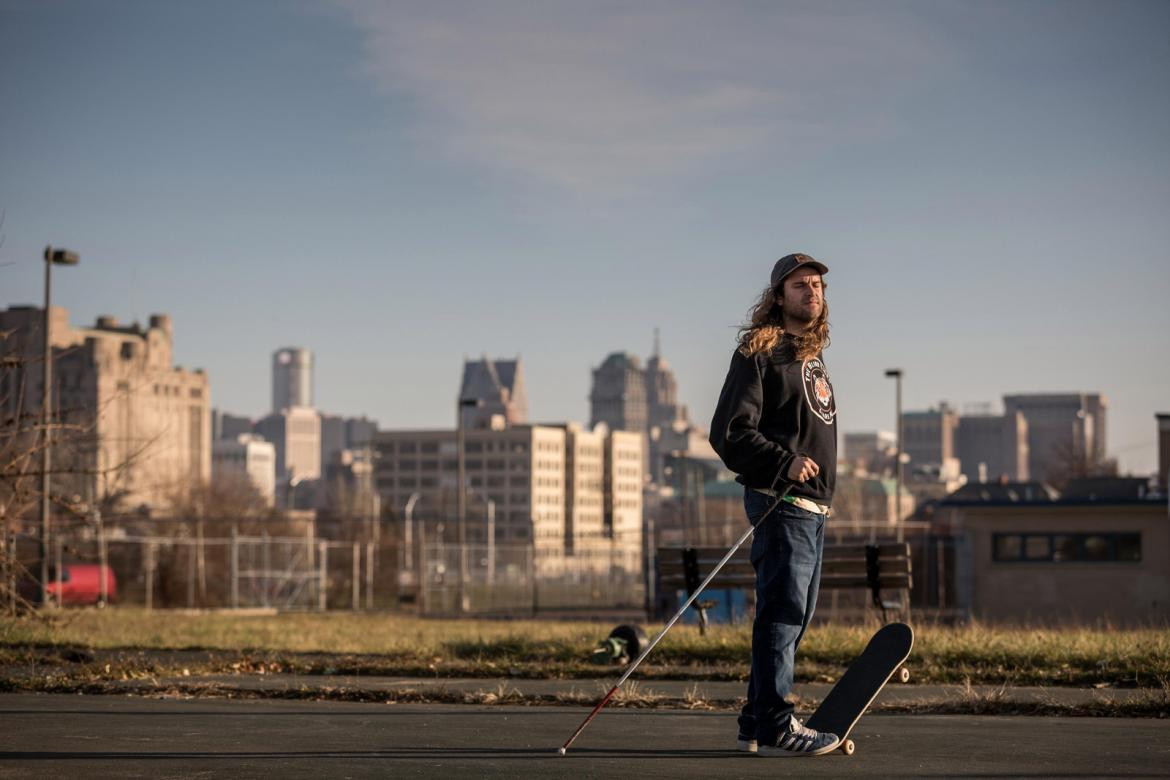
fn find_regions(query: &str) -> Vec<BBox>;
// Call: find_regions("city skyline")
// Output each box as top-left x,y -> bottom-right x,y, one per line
2,1 -> 1167,474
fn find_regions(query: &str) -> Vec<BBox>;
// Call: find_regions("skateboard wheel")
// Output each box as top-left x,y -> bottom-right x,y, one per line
897,666 -> 910,684
842,739 -> 855,756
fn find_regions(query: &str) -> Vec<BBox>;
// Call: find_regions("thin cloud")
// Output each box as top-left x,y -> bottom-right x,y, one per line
338,1 -> 946,194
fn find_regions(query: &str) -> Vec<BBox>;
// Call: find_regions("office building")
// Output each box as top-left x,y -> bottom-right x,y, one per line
590,352 -> 647,434
591,340 -> 710,484
1003,393 -> 1107,482
459,356 -> 528,429
904,402 -> 958,471
212,409 -> 253,441
254,406 -> 321,503
1158,413 -> 1170,493
956,412 -> 1029,483
373,423 -> 642,564
272,347 -> 312,412
841,431 -> 895,475
212,434 -> 276,506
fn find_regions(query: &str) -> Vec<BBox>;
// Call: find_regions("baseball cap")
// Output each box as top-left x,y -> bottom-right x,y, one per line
770,253 -> 828,289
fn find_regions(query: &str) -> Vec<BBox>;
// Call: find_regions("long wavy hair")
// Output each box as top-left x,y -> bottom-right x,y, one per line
737,282 -> 830,360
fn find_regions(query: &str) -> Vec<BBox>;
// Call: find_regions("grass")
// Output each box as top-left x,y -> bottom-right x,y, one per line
2,609 -> 1168,687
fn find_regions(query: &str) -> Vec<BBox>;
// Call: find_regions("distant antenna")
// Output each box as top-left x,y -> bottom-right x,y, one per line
653,327 -> 660,358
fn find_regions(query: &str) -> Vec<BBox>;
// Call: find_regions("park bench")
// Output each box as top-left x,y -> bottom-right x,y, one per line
657,542 -> 913,633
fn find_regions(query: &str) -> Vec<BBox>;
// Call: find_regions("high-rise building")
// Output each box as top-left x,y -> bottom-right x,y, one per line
603,429 -> 644,550
590,352 -> 647,434
1003,393 -> 1107,482
955,411 -> 1029,483
320,413 -> 379,473
563,423 -> 605,554
323,447 -> 379,522
346,416 -> 376,448
459,356 -> 528,429
254,406 -> 321,501
1157,413 -> 1170,492
272,347 -> 312,412
0,306 -> 210,511
212,434 -> 276,506
841,431 -> 896,475
903,402 -> 959,471
646,331 -> 687,432
212,409 -> 253,441
320,413 -> 347,469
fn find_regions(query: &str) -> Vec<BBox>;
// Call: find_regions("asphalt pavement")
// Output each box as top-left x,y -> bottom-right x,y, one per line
135,673 -> 1152,708
1,693 -> 1168,779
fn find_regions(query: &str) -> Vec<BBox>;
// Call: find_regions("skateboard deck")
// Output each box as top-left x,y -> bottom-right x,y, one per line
805,621 -> 913,755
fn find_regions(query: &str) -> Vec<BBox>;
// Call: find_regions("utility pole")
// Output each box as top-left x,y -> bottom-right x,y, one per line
885,368 -> 904,543
40,245 -> 79,607
455,397 -> 480,613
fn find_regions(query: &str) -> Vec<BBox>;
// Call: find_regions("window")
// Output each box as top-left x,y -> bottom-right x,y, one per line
992,532 -> 1141,563
1023,536 -> 1050,561
1115,535 -> 1141,562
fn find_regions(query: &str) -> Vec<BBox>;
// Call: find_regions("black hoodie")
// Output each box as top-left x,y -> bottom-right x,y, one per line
708,336 -> 837,505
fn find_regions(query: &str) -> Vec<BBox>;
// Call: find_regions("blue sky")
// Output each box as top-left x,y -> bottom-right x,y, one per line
2,0 -> 1167,474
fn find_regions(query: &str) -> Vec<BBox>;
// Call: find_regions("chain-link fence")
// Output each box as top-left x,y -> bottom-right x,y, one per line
3,525 -> 388,612
413,543 -> 645,615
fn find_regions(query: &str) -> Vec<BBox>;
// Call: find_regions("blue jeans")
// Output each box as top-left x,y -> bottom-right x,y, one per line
737,488 -> 825,745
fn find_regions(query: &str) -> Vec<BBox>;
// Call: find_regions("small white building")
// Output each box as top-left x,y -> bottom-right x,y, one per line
213,434 -> 277,506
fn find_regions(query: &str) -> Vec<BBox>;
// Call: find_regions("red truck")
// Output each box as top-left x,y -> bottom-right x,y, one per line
45,564 -> 117,606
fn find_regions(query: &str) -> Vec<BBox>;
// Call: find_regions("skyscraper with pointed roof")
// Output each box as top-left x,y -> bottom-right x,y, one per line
646,328 -> 688,432
459,355 -> 529,429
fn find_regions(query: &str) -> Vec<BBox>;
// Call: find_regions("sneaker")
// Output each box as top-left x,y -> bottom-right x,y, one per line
756,716 -> 840,757
736,735 -> 757,753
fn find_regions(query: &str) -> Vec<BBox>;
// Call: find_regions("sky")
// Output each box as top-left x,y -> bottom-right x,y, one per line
2,0 -> 1168,475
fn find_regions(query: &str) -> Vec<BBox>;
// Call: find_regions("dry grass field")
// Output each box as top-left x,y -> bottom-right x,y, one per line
2,609 -> 1167,687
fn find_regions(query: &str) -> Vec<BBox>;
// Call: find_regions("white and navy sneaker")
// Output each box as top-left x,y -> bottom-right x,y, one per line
736,735 -> 757,753
756,716 -> 840,757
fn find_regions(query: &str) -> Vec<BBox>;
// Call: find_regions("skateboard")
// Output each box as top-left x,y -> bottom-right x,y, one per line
805,621 -> 914,756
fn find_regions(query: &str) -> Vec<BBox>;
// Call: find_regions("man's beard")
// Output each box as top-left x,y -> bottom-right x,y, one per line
785,301 -> 821,325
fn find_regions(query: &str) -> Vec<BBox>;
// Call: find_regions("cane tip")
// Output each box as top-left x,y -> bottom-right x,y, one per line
558,747 -> 567,756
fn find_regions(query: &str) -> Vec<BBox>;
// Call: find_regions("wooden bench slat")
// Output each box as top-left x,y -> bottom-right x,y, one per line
657,561 -> 755,577
658,557 -> 910,579
661,574 -> 755,589
822,574 -> 912,590
660,573 -> 911,591
657,542 -> 910,561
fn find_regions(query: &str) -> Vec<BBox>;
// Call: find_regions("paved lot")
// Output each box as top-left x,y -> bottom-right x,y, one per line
140,673 -> 1152,707
1,693 -> 1168,779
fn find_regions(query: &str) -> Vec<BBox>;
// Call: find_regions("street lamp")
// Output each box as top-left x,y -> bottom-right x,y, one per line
403,492 -> 420,576
455,397 -> 482,613
40,245 -> 79,607
884,368 -> 903,543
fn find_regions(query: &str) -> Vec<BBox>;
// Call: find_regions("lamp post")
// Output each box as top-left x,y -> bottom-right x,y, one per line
884,368 -> 904,543
455,397 -> 481,613
40,246 -> 79,608
403,491 -> 420,578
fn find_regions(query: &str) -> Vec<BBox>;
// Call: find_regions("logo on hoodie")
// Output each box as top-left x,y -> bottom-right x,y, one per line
802,358 -> 836,424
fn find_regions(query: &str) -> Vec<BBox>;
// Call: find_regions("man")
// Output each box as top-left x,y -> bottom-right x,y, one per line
708,252 -> 838,757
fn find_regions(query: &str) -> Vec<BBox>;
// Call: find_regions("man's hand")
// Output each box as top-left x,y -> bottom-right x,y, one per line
787,456 -> 820,483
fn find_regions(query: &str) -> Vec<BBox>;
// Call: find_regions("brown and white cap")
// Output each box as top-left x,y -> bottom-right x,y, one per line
770,253 -> 828,289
